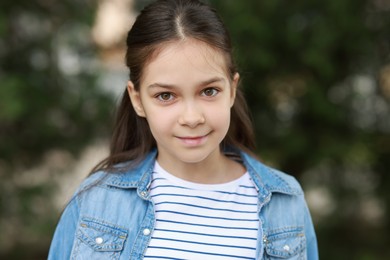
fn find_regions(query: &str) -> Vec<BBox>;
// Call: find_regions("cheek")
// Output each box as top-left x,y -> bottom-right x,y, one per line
144,108 -> 177,135
207,106 -> 231,129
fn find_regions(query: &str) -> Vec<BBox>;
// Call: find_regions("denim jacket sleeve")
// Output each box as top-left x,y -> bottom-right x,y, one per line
48,196 -> 80,260
304,200 -> 318,260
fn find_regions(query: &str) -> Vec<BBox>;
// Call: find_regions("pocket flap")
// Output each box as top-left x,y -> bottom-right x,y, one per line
77,217 -> 128,252
264,228 -> 305,258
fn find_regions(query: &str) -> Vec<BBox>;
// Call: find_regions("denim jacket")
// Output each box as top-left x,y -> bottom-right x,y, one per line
49,149 -> 318,259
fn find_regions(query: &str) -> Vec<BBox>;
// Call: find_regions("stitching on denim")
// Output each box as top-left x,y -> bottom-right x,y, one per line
71,238 -> 81,260
81,216 -> 128,232
267,167 -> 303,195
266,226 -> 305,237
264,230 -> 306,258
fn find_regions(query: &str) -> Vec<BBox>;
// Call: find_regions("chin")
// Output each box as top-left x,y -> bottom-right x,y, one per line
176,151 -> 214,164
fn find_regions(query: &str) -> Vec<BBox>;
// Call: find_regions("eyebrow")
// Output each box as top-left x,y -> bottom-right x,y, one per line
147,77 -> 226,90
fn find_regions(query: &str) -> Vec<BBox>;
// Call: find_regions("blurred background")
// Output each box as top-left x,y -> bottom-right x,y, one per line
0,0 -> 389,259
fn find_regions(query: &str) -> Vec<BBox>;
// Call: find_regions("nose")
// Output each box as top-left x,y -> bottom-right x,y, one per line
178,101 -> 205,128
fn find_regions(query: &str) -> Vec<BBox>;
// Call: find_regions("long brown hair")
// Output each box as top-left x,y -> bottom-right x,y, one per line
92,0 -> 255,173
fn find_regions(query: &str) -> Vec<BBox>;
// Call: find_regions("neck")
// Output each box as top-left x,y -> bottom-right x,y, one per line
156,149 -> 245,184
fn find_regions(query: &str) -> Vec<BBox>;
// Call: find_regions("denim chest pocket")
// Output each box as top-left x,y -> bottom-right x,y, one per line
71,217 -> 128,260
263,227 -> 306,260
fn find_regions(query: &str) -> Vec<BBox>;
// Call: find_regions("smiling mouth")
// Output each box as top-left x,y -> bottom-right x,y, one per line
176,133 -> 210,146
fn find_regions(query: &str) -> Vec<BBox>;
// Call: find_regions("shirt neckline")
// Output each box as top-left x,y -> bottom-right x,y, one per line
153,161 -> 250,191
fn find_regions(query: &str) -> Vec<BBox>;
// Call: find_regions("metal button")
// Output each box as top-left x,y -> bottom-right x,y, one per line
95,237 -> 104,244
140,191 -> 148,198
143,228 -> 151,236
283,245 -> 290,251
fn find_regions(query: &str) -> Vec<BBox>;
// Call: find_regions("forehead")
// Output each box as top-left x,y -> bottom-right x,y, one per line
141,39 -> 229,86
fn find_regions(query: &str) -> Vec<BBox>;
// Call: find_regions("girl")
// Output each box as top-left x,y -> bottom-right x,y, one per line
49,0 -> 318,259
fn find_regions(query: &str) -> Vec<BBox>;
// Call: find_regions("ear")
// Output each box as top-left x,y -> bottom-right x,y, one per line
127,81 -> 146,117
230,73 -> 240,107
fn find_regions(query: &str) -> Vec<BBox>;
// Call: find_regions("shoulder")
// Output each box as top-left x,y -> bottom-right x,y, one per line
78,171 -> 109,191
76,150 -> 158,193
267,167 -> 303,194
239,150 -> 303,196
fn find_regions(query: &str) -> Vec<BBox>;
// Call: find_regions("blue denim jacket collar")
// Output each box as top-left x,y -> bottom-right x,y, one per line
102,148 -> 302,199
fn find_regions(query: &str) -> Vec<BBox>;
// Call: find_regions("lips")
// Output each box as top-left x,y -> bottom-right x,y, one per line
176,133 -> 210,146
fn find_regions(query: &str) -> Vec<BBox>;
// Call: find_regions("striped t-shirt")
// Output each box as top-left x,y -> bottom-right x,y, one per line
144,162 -> 259,260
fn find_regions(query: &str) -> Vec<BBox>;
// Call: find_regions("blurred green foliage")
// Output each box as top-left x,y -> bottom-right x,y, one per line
0,0 -> 113,258
0,0 -> 389,259
211,0 -> 390,259
0,0 -> 113,165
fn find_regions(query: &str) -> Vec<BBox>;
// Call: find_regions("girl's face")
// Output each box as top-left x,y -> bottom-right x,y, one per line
128,40 -> 239,167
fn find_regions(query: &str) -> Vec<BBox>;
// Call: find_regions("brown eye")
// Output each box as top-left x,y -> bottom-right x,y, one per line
157,92 -> 173,102
202,88 -> 218,97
